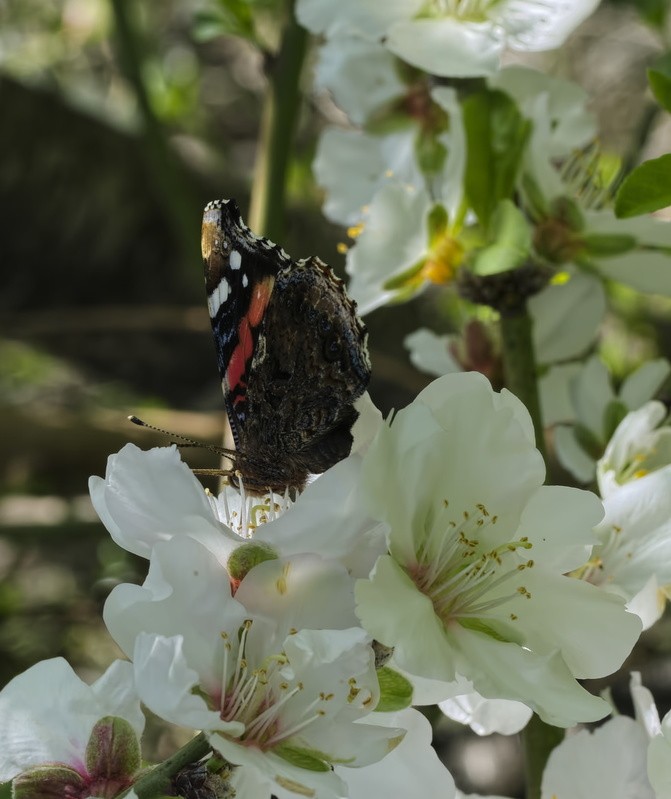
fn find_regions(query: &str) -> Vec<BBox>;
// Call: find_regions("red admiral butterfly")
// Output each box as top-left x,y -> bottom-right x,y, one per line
201,199 -> 371,495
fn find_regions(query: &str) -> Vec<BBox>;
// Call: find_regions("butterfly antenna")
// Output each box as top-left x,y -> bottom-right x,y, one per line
128,415 -> 238,459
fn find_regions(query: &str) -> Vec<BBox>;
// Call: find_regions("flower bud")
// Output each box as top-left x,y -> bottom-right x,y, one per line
86,715 -> 141,795
12,765 -> 86,799
228,541 -> 278,582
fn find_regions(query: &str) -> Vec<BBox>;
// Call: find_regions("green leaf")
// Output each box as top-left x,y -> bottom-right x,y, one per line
376,667 -> 413,712
615,154 -> 671,217
471,199 -> 531,276
648,69 -> 671,114
462,89 -> 531,230
273,745 -> 331,772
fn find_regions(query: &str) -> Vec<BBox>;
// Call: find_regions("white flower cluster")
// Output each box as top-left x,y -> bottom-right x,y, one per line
0,372 -> 655,798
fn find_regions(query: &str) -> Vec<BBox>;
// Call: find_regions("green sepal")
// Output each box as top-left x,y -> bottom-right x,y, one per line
581,233 -> 637,257
615,153 -> 671,218
427,203 -> 449,245
603,399 -> 629,442
520,173 -> 550,221
12,765 -> 85,799
471,199 -> 532,276
273,745 -> 331,772
376,667 -> 413,712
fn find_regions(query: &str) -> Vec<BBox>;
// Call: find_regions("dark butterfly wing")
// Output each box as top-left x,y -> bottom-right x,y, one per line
241,256 -> 371,478
201,198 -> 289,447
202,199 -> 371,492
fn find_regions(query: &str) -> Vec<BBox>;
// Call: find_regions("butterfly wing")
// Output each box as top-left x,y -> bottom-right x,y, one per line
202,199 -> 290,447
243,255 -> 371,477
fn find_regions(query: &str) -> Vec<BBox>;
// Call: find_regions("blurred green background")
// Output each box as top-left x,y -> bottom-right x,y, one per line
2,0 -> 671,795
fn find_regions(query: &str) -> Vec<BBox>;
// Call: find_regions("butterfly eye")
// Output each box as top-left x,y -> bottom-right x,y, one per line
323,333 -> 342,363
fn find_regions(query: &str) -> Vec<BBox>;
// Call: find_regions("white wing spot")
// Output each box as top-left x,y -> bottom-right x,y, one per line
242,273 -> 249,288
230,250 -> 242,270
207,277 -> 231,318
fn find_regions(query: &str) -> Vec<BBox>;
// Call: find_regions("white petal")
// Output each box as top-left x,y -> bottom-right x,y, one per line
502,0 -> 600,51
454,631 -> 610,727
211,733 -> 347,799
626,574 -> 666,631
516,485 -> 601,573
620,360 -> 671,410
253,456 -> 386,578
355,556 -> 459,681
0,658 -> 140,781
235,555 -> 360,654
90,659 -> 145,737
314,35 -> 406,125
597,401 -> 669,498
313,128 -> 386,225
538,362 -> 582,426
630,671 -> 661,738
89,444 -> 236,561
337,709 -> 456,799
132,633 -> 238,733
530,273 -> 605,364
439,691 -> 532,736
404,328 -> 462,377
490,66 -> 596,156
648,710 -> 671,797
385,18 -> 504,78
554,425 -> 596,482
571,355 -> 614,437
295,0 -> 420,37
597,251 -> 671,296
501,570 -> 641,679
597,468 -> 671,601
351,392 -> 384,454
104,537 -> 247,689
541,716 -> 653,799
346,183 -> 430,314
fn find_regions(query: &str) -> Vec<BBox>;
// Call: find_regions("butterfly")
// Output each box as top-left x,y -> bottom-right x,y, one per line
201,198 -> 371,494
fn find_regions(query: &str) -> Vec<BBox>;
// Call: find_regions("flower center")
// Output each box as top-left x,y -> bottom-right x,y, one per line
410,499 -> 534,626
212,480 -> 295,538
421,233 -> 464,285
214,621 -> 371,753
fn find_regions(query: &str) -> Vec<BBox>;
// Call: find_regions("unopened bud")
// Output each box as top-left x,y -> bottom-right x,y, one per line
228,541 -> 278,582
86,715 -> 141,795
12,765 -> 86,799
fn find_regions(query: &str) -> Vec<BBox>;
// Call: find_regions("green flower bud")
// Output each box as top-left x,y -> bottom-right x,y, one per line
12,765 -> 85,799
228,541 -> 278,582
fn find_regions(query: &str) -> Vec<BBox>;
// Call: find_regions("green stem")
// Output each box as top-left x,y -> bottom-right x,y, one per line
120,732 -> 212,798
248,0 -> 308,239
110,0 -> 200,270
500,304 -> 561,799
499,308 -> 546,462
